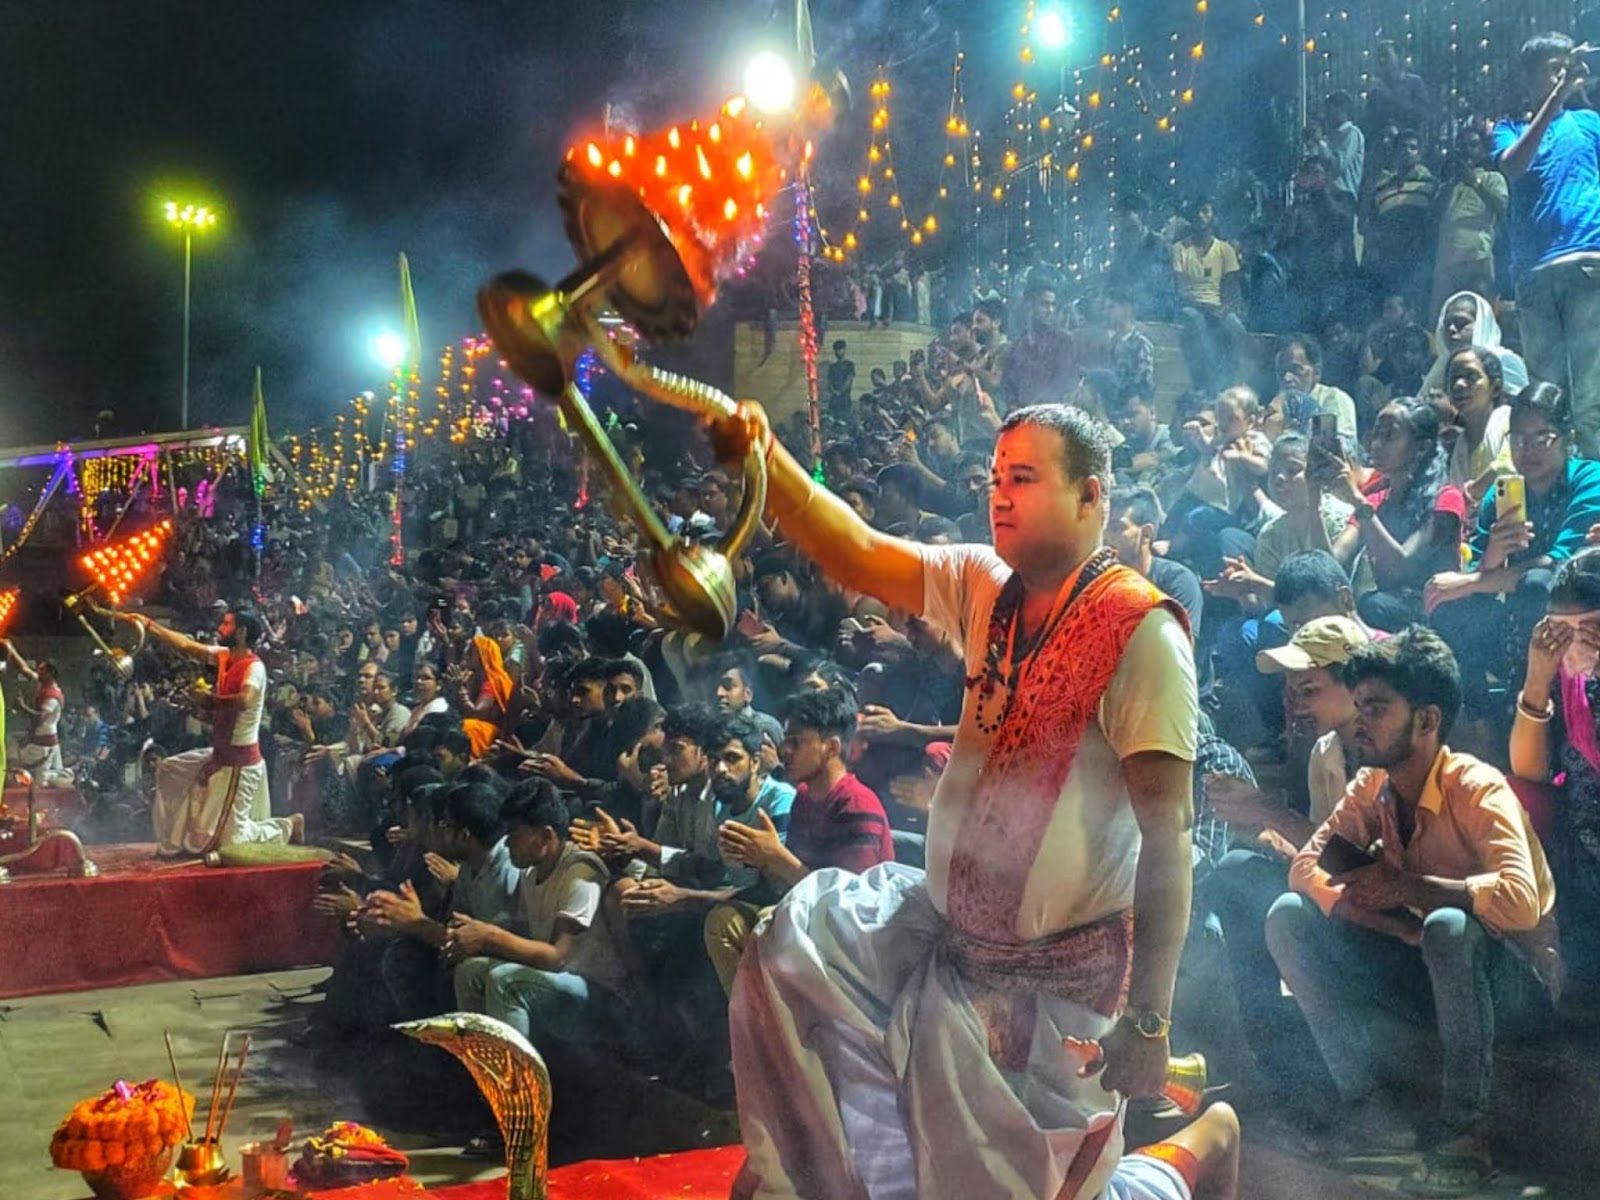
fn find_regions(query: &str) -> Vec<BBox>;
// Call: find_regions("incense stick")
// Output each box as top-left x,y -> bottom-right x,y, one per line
162,1030 -> 193,1140
212,1034 -> 252,1147
202,1030 -> 230,1145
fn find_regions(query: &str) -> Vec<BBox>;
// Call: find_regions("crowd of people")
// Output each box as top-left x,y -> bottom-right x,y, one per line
10,26 -> 1600,1200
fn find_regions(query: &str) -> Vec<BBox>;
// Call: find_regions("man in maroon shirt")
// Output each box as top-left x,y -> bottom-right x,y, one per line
706,687 -> 894,992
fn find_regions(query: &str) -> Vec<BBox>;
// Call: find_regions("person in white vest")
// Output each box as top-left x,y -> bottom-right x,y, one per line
117,606 -> 303,857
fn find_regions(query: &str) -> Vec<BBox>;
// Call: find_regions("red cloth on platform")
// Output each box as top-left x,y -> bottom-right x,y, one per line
301,1147 -> 745,1200
0,843 -> 337,998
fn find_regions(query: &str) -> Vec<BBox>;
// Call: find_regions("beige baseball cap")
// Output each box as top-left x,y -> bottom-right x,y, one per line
1255,615 -> 1371,674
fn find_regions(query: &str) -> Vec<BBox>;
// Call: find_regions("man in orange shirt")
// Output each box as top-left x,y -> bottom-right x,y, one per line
1265,627 -> 1558,1192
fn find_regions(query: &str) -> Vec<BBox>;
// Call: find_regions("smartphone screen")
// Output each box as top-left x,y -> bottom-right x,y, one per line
1312,412 -> 1340,455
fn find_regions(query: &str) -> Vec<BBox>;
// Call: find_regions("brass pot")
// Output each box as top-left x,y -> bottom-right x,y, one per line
174,1136 -> 231,1188
80,1145 -> 174,1200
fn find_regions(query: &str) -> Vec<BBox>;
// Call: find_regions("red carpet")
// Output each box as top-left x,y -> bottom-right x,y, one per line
304,1147 -> 746,1200
0,842 -> 339,998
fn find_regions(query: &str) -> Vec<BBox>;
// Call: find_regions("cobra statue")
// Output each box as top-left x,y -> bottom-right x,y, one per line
395,1013 -> 552,1200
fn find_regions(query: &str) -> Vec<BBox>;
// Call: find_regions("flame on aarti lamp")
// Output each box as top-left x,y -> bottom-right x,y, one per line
0,589 -> 18,640
563,92 -> 825,309
80,519 -> 174,606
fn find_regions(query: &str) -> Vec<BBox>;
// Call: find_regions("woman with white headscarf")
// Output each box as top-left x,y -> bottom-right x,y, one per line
1421,290 -> 1530,398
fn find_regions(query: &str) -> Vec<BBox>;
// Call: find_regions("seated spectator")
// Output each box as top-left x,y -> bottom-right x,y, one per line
873,462 -> 934,536
1267,629 -> 1559,1190
1206,439 -> 1375,725
1237,222 -> 1290,334
1429,382 -> 1600,720
1000,268 -> 1078,411
1359,322 -> 1435,430
1420,291 -> 1530,400
1105,287 -> 1156,396
1282,154 -> 1358,316
1315,398 -> 1466,631
1276,335 -> 1358,438
711,655 -> 783,757
452,634 -> 513,759
1109,484 -> 1212,698
583,704 -> 717,891
1200,616 -> 1370,1110
838,477 -> 878,525
1163,387 -> 1273,580
1111,389 -> 1181,488
1441,345 -> 1514,504
1172,197 -> 1246,393
704,686 -> 893,993
308,768 -> 448,1039
1510,548 -> 1600,998
1109,191 -> 1175,320
361,780 -> 522,1021
885,741 -> 950,832
451,778 -> 629,1050
1107,486 -> 1206,639
1072,369 -> 1128,443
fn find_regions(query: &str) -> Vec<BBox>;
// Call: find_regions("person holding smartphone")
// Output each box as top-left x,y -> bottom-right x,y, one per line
1425,382 -> 1600,719
1495,31 -> 1600,456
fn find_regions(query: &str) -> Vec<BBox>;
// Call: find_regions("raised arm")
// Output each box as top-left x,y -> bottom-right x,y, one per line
1498,69 -> 1587,180
120,612 -> 222,665
721,404 -> 927,616
2,641 -> 37,683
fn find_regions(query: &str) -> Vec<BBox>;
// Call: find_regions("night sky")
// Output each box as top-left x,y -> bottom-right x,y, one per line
0,0 -> 1274,445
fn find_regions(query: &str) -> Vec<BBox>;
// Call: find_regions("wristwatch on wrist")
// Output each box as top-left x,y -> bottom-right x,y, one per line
1120,1008 -> 1171,1039
1353,500 -> 1376,524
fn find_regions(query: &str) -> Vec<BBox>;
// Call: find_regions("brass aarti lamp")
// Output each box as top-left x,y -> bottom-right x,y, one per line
480,67 -> 843,639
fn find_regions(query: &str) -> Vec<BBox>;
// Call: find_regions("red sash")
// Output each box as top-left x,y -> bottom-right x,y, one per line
945,564 -> 1187,1069
29,682 -> 63,746
202,652 -> 263,780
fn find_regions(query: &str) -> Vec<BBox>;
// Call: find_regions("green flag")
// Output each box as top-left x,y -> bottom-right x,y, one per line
399,252 -> 422,373
249,365 -> 274,495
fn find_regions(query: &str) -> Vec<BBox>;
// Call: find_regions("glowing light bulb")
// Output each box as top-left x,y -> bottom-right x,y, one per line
1035,9 -> 1070,50
743,50 -> 797,114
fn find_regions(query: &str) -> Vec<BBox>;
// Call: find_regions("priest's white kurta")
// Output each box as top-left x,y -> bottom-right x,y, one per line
729,544 -> 1198,1200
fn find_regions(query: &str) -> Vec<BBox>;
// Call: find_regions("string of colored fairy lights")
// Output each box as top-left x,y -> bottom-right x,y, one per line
0,455 -> 73,564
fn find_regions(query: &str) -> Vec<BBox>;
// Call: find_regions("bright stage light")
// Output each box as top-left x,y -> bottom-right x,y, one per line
372,330 -> 406,371
743,50 -> 797,114
1036,9 -> 1071,51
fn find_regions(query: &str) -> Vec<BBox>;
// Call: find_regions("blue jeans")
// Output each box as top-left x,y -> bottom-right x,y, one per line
1518,260 -> 1600,458
1177,305 -> 1246,394
1265,893 -> 1552,1134
453,957 -> 621,1046
1201,851 -> 1328,1104
1429,568 -> 1554,717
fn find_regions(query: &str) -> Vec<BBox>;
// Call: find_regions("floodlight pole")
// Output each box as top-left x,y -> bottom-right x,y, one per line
180,229 -> 193,431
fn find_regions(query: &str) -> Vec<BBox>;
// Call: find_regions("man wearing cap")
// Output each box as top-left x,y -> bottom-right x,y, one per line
1199,615 -> 1369,1115
1266,628 -> 1559,1187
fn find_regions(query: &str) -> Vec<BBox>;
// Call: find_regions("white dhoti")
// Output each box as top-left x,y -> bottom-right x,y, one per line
730,865 -> 1131,1200
151,747 -> 288,857
15,741 -> 64,776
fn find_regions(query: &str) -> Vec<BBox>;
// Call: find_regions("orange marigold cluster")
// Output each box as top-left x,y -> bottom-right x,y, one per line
50,1080 -> 194,1173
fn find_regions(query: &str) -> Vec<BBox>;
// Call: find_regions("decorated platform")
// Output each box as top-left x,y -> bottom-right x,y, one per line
0,843 -> 338,998
67,1149 -> 747,1200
